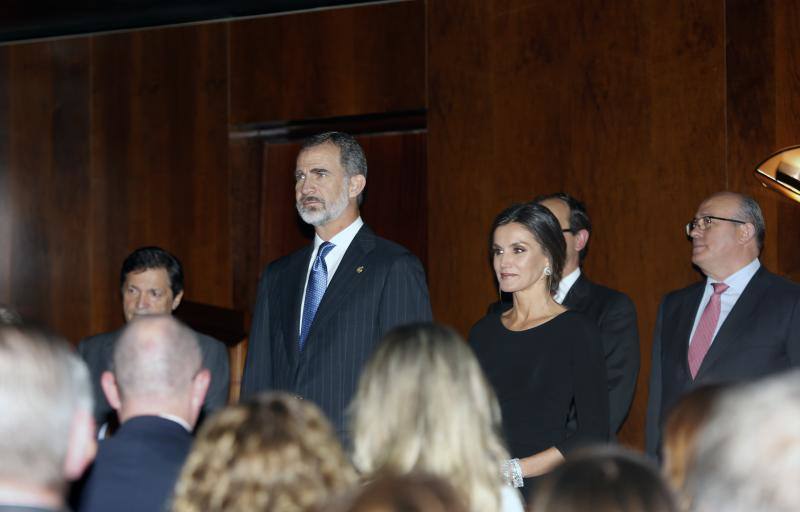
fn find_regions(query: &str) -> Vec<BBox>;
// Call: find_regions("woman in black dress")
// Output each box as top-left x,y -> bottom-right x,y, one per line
469,203 -> 608,495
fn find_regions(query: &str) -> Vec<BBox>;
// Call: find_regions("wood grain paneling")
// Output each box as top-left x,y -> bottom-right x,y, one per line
229,0 -> 426,125
89,23 -> 231,337
0,40 -> 91,341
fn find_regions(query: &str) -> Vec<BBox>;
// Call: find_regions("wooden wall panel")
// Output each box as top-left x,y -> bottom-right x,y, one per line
0,40 -> 91,341
88,23 -> 231,337
229,0 -> 426,125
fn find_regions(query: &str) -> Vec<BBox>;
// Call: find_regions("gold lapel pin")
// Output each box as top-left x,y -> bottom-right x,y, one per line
356,266 -> 365,273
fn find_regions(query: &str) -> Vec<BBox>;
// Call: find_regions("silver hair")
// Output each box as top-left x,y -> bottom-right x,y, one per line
735,193 -> 765,250
112,315 -> 201,400
0,326 -> 93,490
687,370 -> 800,512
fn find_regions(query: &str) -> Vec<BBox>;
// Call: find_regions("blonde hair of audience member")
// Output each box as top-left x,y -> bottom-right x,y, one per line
350,322 -> 512,512
686,371 -> 800,512
530,446 -> 678,512
324,472 -> 468,512
171,392 -> 357,512
0,326 -> 95,506
661,384 -> 723,508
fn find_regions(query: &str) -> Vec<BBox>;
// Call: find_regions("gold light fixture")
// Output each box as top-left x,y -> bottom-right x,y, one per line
754,145 -> 800,204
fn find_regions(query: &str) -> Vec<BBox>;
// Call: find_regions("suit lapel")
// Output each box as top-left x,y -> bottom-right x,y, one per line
305,225 -> 375,347
696,267 -> 768,377
283,245 -> 313,367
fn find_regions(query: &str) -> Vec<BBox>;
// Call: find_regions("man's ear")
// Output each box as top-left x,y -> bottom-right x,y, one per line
574,229 -> 590,252
63,409 -> 96,481
192,369 -> 212,410
739,223 -> 756,244
348,174 -> 366,199
171,290 -> 184,311
101,371 -> 122,411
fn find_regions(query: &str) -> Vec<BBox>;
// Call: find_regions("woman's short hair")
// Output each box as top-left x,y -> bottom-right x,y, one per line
171,392 -> 357,512
350,322 -> 511,512
531,446 -> 678,512
490,202 -> 566,296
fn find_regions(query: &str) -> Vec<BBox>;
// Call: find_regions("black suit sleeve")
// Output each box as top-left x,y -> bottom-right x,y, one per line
377,252 -> 433,334
645,299 -> 665,458
240,269 -> 274,398
600,293 -> 640,433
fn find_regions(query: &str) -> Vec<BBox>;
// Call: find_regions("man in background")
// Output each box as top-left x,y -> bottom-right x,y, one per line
536,192 -> 640,435
646,191 -> 800,457
78,246 -> 228,432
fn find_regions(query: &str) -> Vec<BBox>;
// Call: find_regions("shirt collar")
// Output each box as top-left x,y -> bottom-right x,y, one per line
708,258 -> 760,292
555,267 -> 581,303
313,217 -> 364,250
158,413 -> 192,433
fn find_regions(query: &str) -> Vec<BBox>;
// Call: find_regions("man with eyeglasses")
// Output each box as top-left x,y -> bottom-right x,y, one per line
645,191 -> 800,459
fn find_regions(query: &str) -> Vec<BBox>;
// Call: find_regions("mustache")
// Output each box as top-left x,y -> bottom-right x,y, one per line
299,195 -> 324,205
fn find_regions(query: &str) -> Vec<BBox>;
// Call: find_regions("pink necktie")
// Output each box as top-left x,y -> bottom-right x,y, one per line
688,282 -> 729,379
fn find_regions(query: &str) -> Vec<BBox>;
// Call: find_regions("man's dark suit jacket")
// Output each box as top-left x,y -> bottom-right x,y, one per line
562,273 -> 640,434
78,416 -> 192,512
241,224 -> 433,439
645,266 -> 800,457
77,328 -> 229,427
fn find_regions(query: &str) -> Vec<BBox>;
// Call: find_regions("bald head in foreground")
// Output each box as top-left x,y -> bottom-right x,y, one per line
79,315 -> 209,512
645,191 -> 800,458
0,326 -> 96,511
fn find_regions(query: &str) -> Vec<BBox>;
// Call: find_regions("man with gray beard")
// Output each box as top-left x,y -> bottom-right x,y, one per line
241,131 -> 432,441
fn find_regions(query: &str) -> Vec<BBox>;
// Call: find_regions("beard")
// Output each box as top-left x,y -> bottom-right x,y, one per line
296,177 -> 350,227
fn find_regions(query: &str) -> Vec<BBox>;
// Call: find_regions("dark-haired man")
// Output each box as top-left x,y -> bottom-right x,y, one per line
535,193 -> 640,435
242,131 -> 432,441
78,246 -> 229,433
646,191 -> 800,458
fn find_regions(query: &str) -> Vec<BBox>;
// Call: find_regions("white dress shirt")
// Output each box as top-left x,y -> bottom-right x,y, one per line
554,268 -> 581,304
298,217 -> 364,335
688,258 -> 761,345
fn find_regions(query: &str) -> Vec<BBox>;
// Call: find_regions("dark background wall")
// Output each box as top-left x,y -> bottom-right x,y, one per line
1,0 -> 799,448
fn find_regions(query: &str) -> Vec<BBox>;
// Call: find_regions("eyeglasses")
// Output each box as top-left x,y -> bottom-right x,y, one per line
685,216 -> 746,236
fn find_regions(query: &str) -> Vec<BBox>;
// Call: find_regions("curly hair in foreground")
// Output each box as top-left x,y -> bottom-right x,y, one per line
171,392 -> 357,512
